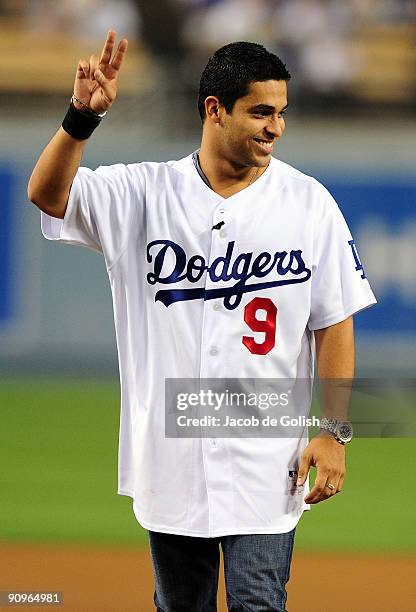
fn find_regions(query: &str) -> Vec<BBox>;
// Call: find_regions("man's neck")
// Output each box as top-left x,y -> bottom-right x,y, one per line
198,143 -> 267,198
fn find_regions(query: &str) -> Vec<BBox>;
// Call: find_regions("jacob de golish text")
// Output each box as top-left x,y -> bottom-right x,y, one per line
176,415 -> 321,427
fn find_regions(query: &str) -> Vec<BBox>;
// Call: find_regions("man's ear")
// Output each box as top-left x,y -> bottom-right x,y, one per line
204,96 -> 221,123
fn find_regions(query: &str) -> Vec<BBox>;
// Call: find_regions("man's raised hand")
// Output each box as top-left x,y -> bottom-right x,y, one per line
73,30 -> 128,115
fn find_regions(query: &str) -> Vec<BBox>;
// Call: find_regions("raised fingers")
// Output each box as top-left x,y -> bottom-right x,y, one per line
110,38 -> 128,72
99,30 -> 116,66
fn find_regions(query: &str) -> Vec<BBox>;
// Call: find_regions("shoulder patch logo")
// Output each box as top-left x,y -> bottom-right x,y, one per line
348,239 -> 366,279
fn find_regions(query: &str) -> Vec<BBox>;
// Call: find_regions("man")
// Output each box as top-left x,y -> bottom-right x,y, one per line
28,31 -> 376,611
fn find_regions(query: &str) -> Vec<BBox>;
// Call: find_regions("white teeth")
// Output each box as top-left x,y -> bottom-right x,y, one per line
255,139 -> 273,149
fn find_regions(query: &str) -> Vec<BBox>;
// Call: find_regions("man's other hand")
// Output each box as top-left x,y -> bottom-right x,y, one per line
296,431 -> 346,504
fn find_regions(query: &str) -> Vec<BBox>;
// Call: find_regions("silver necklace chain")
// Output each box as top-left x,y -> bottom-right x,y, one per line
247,166 -> 260,187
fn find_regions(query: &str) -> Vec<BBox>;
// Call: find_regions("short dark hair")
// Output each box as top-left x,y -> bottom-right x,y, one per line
198,41 -> 291,122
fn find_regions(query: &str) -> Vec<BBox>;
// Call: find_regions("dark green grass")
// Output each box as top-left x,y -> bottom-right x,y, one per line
1,380 -> 415,552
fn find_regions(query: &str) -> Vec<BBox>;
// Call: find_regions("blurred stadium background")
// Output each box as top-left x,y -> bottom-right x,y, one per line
0,1 -> 415,610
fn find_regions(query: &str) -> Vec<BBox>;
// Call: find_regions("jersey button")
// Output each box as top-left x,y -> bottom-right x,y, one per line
213,302 -> 221,311
210,346 -> 219,356
219,229 -> 227,238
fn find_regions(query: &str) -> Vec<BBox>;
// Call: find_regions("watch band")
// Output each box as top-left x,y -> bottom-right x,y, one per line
320,417 -> 353,444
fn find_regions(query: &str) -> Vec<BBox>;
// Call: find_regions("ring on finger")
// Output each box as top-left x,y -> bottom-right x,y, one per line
325,482 -> 335,491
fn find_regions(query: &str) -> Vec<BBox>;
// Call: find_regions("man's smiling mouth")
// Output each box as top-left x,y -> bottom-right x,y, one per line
253,138 -> 274,153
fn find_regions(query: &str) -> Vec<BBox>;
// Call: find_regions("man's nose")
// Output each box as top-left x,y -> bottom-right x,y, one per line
266,117 -> 284,138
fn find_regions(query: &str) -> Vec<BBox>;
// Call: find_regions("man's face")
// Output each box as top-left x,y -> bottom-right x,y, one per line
218,80 -> 288,168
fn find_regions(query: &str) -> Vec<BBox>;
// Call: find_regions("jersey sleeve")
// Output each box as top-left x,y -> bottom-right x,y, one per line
40,163 -> 144,269
307,186 -> 377,331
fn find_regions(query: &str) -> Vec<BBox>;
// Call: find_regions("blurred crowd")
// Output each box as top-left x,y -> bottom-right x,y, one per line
1,0 -> 415,110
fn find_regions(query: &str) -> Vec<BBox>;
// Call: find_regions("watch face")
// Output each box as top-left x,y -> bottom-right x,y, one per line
337,422 -> 353,442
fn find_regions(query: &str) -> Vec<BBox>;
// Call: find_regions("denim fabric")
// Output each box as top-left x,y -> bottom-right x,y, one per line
148,529 -> 295,612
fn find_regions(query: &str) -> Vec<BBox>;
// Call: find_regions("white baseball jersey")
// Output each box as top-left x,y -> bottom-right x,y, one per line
40,153 -> 376,537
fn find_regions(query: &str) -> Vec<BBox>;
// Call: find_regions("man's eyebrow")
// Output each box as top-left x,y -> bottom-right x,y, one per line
247,103 -> 289,113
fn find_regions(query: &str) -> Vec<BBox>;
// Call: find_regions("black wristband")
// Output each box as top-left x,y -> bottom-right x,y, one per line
62,103 -> 103,140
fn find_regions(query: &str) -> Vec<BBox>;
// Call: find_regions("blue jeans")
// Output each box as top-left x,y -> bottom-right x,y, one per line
148,529 -> 296,611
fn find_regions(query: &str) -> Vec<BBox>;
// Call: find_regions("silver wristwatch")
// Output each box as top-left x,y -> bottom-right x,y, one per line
320,417 -> 353,444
